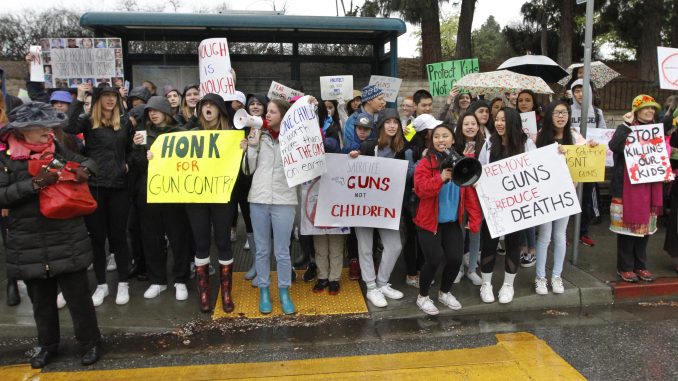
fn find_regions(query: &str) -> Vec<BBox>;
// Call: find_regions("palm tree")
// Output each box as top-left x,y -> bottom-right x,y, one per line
455,0 -> 476,60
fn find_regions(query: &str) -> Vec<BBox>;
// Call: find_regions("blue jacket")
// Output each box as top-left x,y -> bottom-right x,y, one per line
343,107 -> 377,152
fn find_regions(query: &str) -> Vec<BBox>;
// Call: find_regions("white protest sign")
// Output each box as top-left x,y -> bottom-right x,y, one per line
268,81 -> 304,102
198,38 -> 236,101
320,75 -> 353,101
658,47 -> 678,90
301,179 -> 349,235
314,154 -> 408,230
369,75 -> 402,103
520,111 -> 538,142
279,95 -> 326,187
476,143 -> 581,238
623,123 -> 673,184
573,127 -> 615,167
29,46 -> 44,82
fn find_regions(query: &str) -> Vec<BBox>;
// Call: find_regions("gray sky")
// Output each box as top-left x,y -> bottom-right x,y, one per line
2,0 -> 525,58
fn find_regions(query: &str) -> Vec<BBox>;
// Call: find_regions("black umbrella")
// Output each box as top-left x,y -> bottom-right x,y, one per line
497,54 -> 568,84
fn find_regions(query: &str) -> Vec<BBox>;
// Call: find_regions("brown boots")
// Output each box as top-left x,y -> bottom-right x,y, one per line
219,264 -> 234,313
195,264 -> 211,313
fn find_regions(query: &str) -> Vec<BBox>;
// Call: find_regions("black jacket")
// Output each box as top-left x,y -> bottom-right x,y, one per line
608,123 -> 633,199
65,100 -> 134,188
0,142 -> 97,280
130,122 -> 186,197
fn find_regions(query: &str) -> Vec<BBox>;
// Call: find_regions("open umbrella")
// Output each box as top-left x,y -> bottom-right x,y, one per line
455,70 -> 554,95
497,55 -> 568,83
558,61 -> 621,89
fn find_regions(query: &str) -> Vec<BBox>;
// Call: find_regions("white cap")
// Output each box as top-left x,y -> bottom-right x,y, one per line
412,114 -> 443,132
234,91 -> 246,105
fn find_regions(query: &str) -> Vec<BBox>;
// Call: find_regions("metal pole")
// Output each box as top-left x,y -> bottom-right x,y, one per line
572,0 -> 595,266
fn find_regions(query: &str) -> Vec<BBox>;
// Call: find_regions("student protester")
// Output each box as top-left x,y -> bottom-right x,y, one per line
350,108 -> 406,308
176,84 -> 201,125
0,103 -> 101,368
469,100 -> 493,138
478,107 -> 536,303
608,95 -> 664,283
132,96 -> 192,300
489,97 -> 504,120
400,96 -> 415,127
343,85 -> 386,151
66,84 -> 134,306
517,90 -> 543,130
127,86 -> 151,110
412,89 -> 434,118
319,99 -> 343,145
338,90 -> 362,127
242,98 -> 298,315
439,87 -> 471,126
164,87 -> 182,118
504,92 -> 518,109
142,80 -> 157,96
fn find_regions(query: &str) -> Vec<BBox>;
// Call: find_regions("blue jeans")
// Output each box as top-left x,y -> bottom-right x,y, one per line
520,226 -> 536,250
467,231 -> 481,273
536,217 -> 569,278
250,203 -> 296,288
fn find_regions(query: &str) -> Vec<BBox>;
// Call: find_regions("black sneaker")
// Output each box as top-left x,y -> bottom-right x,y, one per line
313,279 -> 329,293
328,281 -> 340,295
520,252 -> 536,268
303,262 -> 317,282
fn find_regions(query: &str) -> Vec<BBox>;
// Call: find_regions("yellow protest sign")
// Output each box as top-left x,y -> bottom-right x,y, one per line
562,144 -> 606,182
147,130 -> 244,203
404,122 -> 416,141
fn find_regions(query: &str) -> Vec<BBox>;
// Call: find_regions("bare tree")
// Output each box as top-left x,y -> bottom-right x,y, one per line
455,0 -> 476,59
167,0 -> 181,12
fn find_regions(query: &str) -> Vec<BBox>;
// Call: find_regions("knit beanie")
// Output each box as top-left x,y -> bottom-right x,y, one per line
631,94 -> 661,114
361,85 -> 383,103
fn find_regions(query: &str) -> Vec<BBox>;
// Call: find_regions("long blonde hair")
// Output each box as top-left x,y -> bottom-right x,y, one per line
91,97 -> 121,131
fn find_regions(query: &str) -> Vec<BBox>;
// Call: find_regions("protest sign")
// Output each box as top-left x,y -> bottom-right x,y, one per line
520,111 -> 538,142
147,130 -> 243,203
279,95 -> 326,187
29,46 -> 44,82
40,37 -> 124,88
314,154 -> 408,230
623,123 -> 673,184
319,75 -> 353,101
426,58 -> 479,97
562,144 -> 606,182
268,81 -> 304,102
301,178 -> 349,235
198,38 -> 236,101
657,47 -> 678,90
368,75 -> 402,103
475,143 -> 581,238
573,127 -> 615,167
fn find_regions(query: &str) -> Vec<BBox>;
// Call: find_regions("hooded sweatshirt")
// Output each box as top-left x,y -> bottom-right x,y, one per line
570,79 -> 607,131
0,67 -> 23,113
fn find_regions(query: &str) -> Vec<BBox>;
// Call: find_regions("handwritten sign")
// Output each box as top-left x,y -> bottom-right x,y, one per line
279,95 -> 326,187
320,75 -> 353,101
658,47 -> 678,90
29,46 -> 44,82
475,143 -> 581,238
623,123 -> 673,184
426,58 -> 479,97
301,179 -> 349,235
198,38 -> 236,101
573,127 -> 615,167
314,154 -> 408,230
520,111 -> 538,142
368,75 -> 402,103
562,145 -> 606,182
268,81 -> 304,102
147,130 -> 243,203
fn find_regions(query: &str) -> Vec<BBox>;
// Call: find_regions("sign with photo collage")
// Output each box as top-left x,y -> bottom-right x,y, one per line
39,37 -> 125,89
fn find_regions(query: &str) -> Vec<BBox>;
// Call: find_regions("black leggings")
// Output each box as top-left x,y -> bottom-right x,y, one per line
617,234 -> 650,272
417,222 -> 463,296
186,203 -> 237,262
230,173 -> 253,233
403,209 -> 424,276
480,221 -> 521,274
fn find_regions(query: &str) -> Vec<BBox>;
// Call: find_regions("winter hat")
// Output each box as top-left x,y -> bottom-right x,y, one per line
128,104 -> 146,122
632,94 -> 661,114
164,87 -> 181,98
3,102 -> 67,137
49,90 -> 72,104
354,112 -> 374,129
468,100 -> 490,114
246,93 -> 270,109
376,108 -> 401,130
182,84 -> 199,98
233,91 -> 246,106
197,93 -> 229,119
144,96 -> 172,118
352,90 -> 362,99
412,114 -> 443,132
361,85 -> 383,103
92,86 -> 121,107
128,86 -> 151,103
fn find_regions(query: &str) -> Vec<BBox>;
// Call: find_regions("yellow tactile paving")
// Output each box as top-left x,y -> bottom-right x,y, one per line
1,333 -> 586,381
212,269 -> 369,319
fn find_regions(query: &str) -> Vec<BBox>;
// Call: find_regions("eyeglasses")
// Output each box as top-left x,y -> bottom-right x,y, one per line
553,111 -> 569,117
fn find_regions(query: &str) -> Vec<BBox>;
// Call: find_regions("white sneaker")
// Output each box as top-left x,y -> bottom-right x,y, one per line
144,284 -> 167,299
498,283 -> 514,304
91,284 -> 109,307
106,254 -> 117,271
175,283 -> 188,301
378,284 -> 404,300
230,227 -> 237,242
466,271 -> 483,286
535,277 -> 548,295
243,240 -> 250,250
438,291 -> 462,310
366,288 -> 387,307
116,282 -> 129,305
56,292 -> 67,309
551,276 -> 565,294
405,276 -> 419,288
416,295 -> 439,315
453,265 -> 464,284
480,282 -> 495,303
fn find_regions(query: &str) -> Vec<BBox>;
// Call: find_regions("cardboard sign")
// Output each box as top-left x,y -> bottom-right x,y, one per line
562,144 -> 606,182
658,47 -> 678,90
279,95 -> 326,187
268,81 -> 304,102
475,144 -> 581,238
320,75 -> 353,101
520,111 -> 538,142
573,127 -> 615,167
40,37 -> 124,89
147,130 -> 243,203
368,75 -> 402,103
198,38 -> 236,101
314,154 -> 408,230
426,58 -> 480,97
623,123 -> 673,184
300,179 -> 349,235
29,46 -> 44,82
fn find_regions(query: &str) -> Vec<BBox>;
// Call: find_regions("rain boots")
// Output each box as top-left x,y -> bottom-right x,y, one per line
279,287 -> 296,315
195,264 -> 211,313
259,287 -> 272,314
219,264 -> 234,313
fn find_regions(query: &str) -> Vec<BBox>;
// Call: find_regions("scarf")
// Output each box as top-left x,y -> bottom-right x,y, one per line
261,125 -> 279,140
7,133 -> 55,160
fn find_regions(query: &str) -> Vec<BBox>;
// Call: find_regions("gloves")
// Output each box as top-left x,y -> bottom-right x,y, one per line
72,167 -> 90,183
32,169 -> 59,190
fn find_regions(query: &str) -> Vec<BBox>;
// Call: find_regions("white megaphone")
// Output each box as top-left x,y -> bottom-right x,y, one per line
234,109 -> 263,130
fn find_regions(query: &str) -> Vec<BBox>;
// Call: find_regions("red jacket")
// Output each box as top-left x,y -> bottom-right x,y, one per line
412,154 -> 483,234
